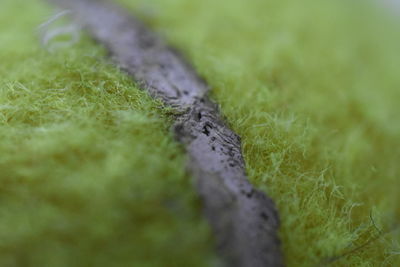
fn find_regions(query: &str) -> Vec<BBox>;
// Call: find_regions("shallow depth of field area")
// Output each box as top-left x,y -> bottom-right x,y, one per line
1,0 -> 400,266
119,0 -> 400,265
0,1 -> 216,266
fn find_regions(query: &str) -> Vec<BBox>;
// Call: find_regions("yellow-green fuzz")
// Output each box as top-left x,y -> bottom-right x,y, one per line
1,0 -> 400,266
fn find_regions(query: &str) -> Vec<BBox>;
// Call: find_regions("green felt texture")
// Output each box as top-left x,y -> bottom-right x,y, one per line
116,0 -> 400,266
0,1 -> 215,266
1,0 -> 400,266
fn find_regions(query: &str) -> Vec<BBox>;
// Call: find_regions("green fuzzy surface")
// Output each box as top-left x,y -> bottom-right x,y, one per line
117,0 -> 400,266
0,1 -> 215,266
2,0 -> 400,266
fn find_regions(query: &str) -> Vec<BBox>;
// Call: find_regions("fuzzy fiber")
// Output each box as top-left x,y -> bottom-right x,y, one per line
0,1 -> 215,266
1,0 -> 400,266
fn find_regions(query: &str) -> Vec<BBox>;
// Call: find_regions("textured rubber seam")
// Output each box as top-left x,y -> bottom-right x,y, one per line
48,0 -> 284,266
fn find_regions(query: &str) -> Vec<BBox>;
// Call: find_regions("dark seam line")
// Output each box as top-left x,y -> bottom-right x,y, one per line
48,0 -> 283,266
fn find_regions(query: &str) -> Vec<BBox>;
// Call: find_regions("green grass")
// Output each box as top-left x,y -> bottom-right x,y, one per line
1,0 -> 400,266
0,1 -> 215,266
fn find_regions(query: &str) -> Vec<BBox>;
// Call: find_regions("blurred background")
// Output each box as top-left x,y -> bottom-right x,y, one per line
0,0 -> 399,266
